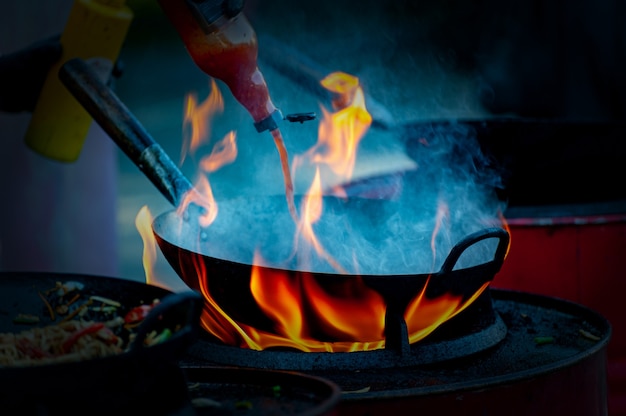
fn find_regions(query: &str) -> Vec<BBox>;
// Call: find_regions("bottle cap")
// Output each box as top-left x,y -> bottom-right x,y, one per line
254,109 -> 284,133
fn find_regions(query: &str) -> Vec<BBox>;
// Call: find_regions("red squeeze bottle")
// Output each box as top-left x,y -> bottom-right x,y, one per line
157,0 -> 282,132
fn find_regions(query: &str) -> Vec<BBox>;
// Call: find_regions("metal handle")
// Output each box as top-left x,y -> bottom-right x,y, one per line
129,290 -> 203,352
439,227 -> 510,274
58,58 -> 193,207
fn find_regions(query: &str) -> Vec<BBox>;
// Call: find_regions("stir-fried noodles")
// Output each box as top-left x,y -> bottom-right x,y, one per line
0,280 -> 168,367
0,319 -> 124,366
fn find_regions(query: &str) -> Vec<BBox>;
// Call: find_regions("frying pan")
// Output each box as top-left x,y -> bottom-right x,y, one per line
58,58 -> 509,338
0,271 -> 203,414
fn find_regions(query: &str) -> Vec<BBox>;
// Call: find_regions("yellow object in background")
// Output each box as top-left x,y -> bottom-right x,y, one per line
24,0 -> 133,162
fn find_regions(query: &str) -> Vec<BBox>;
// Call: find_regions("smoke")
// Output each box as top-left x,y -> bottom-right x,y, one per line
305,121 -> 506,275
157,119 -> 506,276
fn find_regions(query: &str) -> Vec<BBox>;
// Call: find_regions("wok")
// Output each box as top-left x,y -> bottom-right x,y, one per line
58,59 -> 510,336
156,223 -> 509,345
0,271 -> 203,415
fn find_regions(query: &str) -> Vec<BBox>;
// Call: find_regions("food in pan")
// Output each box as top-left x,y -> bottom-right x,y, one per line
0,280 -> 170,367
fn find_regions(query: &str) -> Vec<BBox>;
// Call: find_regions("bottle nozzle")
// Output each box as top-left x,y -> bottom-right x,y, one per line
253,109 -> 283,133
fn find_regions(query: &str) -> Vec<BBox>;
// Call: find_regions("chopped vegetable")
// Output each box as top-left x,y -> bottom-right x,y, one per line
95,325 -> 121,346
13,314 -> 40,324
90,305 -> 118,313
104,316 -> 125,328
59,300 -> 93,323
56,293 -> 82,315
235,400 -> 253,410
55,304 -> 69,315
56,281 -> 84,296
145,328 -> 172,346
38,291 -> 55,321
89,295 -> 121,308
534,336 -> 555,345
124,304 -> 154,325
62,322 -> 105,352
579,329 -> 601,341
66,293 -> 81,306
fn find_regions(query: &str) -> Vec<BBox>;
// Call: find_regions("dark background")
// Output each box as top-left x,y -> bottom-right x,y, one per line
1,0 -> 625,282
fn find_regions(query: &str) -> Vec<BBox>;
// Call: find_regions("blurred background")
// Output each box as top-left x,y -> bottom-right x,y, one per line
1,0 -> 625,283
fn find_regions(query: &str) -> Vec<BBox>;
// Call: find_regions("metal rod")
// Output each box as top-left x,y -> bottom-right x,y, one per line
58,58 -> 193,207
257,34 -> 396,130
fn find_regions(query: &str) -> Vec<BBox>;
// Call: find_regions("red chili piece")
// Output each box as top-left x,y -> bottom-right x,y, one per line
96,326 -> 119,345
62,322 -> 105,353
124,304 -> 153,325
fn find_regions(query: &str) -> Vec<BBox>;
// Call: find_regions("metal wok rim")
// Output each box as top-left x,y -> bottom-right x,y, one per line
151,206 -> 509,279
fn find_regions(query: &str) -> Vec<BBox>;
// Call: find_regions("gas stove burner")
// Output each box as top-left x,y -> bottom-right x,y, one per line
181,289 -> 611,416
183,291 -> 506,371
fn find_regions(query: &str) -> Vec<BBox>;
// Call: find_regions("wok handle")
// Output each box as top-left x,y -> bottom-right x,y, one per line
129,290 -> 203,352
58,58 -> 192,207
439,227 -> 510,274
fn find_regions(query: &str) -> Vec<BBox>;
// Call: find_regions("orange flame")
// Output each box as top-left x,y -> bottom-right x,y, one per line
405,277 -> 490,344
187,250 -> 261,348
245,251 -> 386,352
288,72 -> 373,275
293,168 -> 347,273
189,251 -> 493,352
135,205 -> 158,286
177,81 -> 238,228
498,209 -> 512,261
199,131 -> 237,173
292,72 -> 372,187
181,78 -> 224,164
178,131 -> 238,227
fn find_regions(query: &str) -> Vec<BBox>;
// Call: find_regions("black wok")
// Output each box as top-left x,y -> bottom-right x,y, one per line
152,200 -> 509,335
58,58 -> 510,339
0,271 -> 202,415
